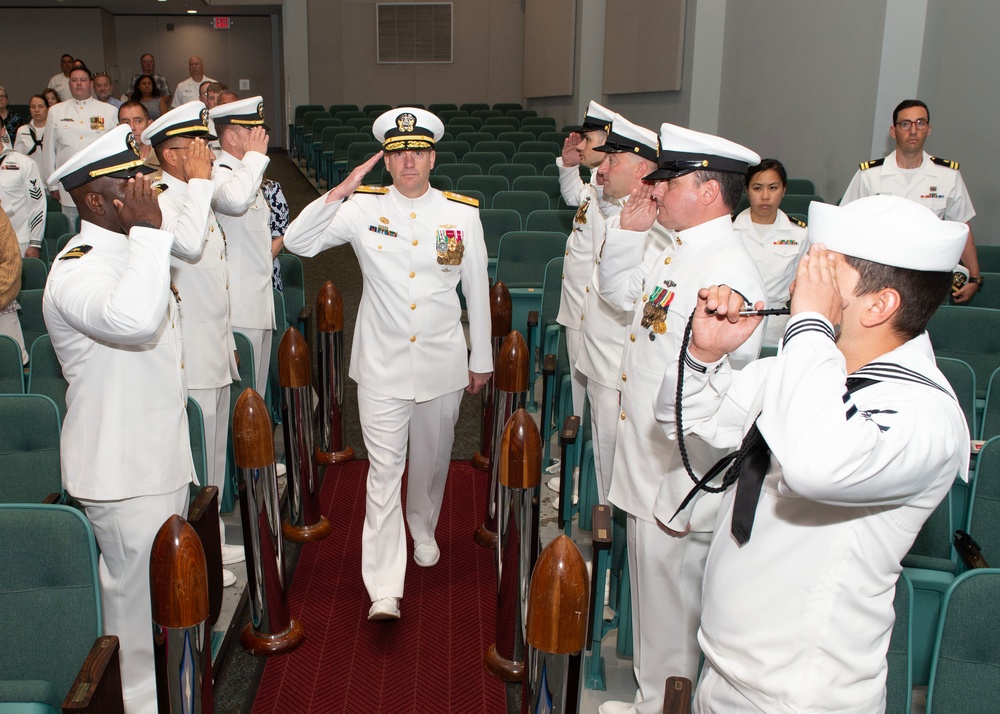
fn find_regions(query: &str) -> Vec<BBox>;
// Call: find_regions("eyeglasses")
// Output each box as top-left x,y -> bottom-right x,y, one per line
895,119 -> 929,131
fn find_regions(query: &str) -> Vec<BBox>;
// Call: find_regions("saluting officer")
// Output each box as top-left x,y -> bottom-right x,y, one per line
209,96 -> 274,394
283,108 -> 492,622
43,124 -> 195,714
142,103 -> 244,584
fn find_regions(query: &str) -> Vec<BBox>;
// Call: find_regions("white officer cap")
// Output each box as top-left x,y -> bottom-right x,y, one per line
568,100 -> 614,135
49,124 -> 155,192
141,101 -> 216,147
594,113 -> 659,163
372,108 -> 444,152
209,96 -> 267,129
809,195 -> 968,272
645,123 -> 761,181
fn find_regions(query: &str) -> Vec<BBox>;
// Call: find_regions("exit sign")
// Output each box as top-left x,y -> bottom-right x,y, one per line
214,17 -> 231,30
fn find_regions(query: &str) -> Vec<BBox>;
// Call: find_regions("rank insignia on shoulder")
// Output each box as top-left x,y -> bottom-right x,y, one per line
354,185 -> 389,195
788,216 -> 807,228
443,191 -> 479,207
931,156 -> 960,170
60,244 -> 93,260
154,183 -> 168,194
859,157 -> 885,171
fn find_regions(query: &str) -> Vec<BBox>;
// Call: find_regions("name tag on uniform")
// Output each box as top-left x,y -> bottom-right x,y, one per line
0,162 -> 18,170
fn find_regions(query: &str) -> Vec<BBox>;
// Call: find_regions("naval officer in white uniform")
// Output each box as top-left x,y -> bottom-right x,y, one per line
142,102 -> 244,584
597,124 -> 766,714
659,196 -> 969,713
283,108 -> 492,621
42,124 -> 195,714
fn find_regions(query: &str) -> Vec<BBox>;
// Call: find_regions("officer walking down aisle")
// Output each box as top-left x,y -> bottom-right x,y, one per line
42,124 -> 195,714
209,96 -> 274,394
597,124 -> 766,714
657,196 -> 969,712
283,108 -> 492,622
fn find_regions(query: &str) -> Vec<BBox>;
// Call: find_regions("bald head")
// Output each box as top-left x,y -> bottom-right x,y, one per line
188,55 -> 205,81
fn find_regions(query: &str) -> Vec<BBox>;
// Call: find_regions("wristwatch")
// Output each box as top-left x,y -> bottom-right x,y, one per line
969,276 -> 984,286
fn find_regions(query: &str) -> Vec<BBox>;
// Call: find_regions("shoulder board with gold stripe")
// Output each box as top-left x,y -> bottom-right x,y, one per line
443,191 -> 480,208
788,216 -> 807,228
354,185 -> 389,195
60,244 -> 93,260
931,156 -> 960,170
154,183 -> 168,194
859,157 -> 885,171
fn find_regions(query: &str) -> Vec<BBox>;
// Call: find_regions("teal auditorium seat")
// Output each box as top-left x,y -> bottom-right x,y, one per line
434,164 -> 481,182
962,271 -> 1000,309
936,357 -> 976,436
526,209 -> 576,234
785,178 -> 816,195
489,163 -> 536,183
434,140 -> 471,160
455,131 -> 491,148
975,245 -> 1000,273
427,103 -> 458,114
927,305 -> 1000,401
187,397 -> 208,488
496,132 -> 534,149
429,175 -> 453,192
779,193 -> 826,215
495,232 -> 568,339
513,175 -> 563,209
42,212 -> 70,266
15,290 -> 46,354
965,436 -> 1000,571
296,110 -> 331,159
277,253 -> 307,336
926,569 -> 1000,713
462,151 -> 507,174
518,140 -> 561,156
27,335 -> 68,421
513,151 -> 558,174
448,117 -> 483,132
0,394 -> 62,504
886,572 -> 914,714
474,140 -> 516,161
0,335 -> 24,394
456,175 -> 508,208
493,190 -> 550,220
979,367 -> 1000,440
0,504 -> 117,713
20,258 -> 47,290
303,117 -> 340,175
224,332 -> 256,514
479,209 -> 521,281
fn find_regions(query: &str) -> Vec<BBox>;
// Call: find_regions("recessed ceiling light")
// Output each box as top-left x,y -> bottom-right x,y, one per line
187,9 -> 197,13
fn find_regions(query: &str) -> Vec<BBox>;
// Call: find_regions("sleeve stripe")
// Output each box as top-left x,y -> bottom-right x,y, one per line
683,350 -> 708,374
782,317 -> 836,347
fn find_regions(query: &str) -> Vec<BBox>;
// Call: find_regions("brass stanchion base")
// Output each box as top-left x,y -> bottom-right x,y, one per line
471,450 -> 491,473
484,644 -> 525,682
315,445 -> 356,465
473,523 -> 498,549
241,619 -> 305,656
282,515 -> 332,543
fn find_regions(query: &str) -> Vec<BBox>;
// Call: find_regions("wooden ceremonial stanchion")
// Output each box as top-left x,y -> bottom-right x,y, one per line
278,326 -> 332,543
314,282 -> 355,465
233,388 -> 305,656
484,409 -> 543,705
472,282 -> 513,472
150,515 -> 211,714
524,535 -> 590,714
474,330 -> 529,549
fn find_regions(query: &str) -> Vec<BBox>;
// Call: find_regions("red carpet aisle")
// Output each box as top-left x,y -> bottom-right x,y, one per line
251,460 -> 506,713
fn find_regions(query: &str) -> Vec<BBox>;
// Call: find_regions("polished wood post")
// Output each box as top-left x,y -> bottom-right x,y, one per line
663,676 -> 693,714
314,281 -> 355,465
472,282 -> 513,472
474,329 -> 529,549
186,485 -> 223,627
524,534 -> 590,713
62,636 -> 124,713
233,388 -> 305,656
484,409 -> 542,688
279,326 -> 332,543
149,515 -> 211,714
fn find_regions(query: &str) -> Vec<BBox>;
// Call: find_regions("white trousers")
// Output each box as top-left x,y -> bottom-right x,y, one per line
237,326 -> 272,396
693,662 -> 763,713
565,326 -> 587,418
357,384 -> 463,601
626,514 -> 712,714
77,484 -> 190,714
586,380 -> 620,505
0,311 -> 27,363
189,385 -> 231,545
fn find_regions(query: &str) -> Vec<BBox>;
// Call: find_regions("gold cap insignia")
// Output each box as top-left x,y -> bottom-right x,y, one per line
257,102 -> 265,119
127,132 -> 139,157
397,113 -> 416,133
200,108 -> 210,127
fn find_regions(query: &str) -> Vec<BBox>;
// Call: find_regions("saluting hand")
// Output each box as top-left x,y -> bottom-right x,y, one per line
114,175 -> 162,232
181,137 -> 213,182
561,132 -> 583,167
687,285 -> 764,364
789,244 -> 846,329
325,151 -> 384,204
619,182 -> 657,232
243,126 -> 270,156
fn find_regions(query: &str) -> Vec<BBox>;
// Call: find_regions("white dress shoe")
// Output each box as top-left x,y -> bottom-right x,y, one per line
413,541 -> 440,567
275,462 -> 287,477
222,544 -> 246,565
598,701 -> 635,714
368,597 -> 400,621
546,476 -> 561,493
222,569 -> 237,588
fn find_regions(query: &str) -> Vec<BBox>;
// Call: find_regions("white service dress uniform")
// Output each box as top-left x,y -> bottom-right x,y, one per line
47,73 -> 71,102
171,76 -> 217,108
599,214 -> 765,713
731,208 -> 807,346
283,183 -> 492,601
841,149 -> 975,223
554,156 -> 602,418
211,148 -> 275,394
0,146 -> 46,256
43,220 -> 195,714
158,172 -> 239,522
41,98 -> 118,215
657,314 -> 968,713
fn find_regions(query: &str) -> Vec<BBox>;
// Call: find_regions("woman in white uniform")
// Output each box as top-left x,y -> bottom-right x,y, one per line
732,159 -> 807,346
